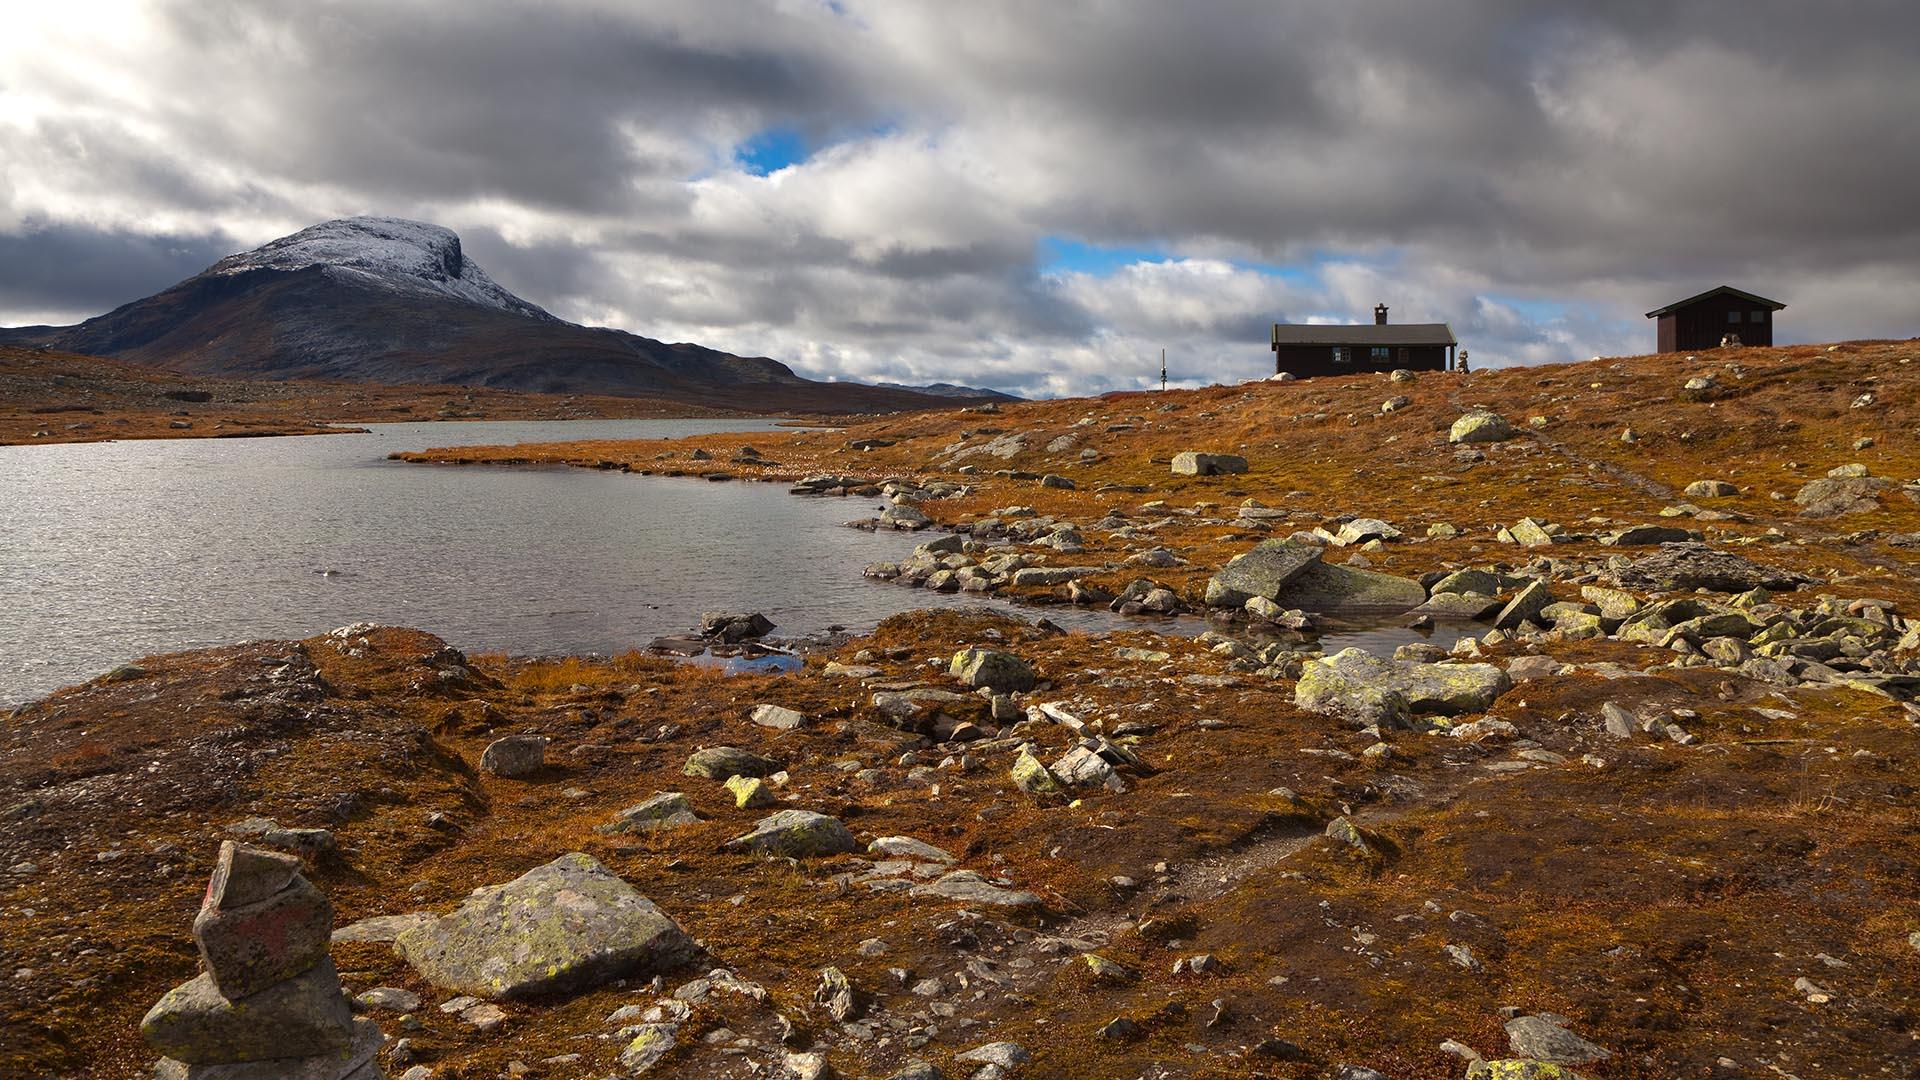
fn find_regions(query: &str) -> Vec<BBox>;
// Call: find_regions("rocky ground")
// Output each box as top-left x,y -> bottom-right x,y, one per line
0,346 -> 744,445
4,340 -> 1919,1079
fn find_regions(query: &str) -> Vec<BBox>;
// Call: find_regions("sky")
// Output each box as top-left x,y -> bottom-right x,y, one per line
1,1 -> 1916,398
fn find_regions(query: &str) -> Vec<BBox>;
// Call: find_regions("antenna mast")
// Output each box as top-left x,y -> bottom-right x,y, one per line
1160,348 -> 1167,391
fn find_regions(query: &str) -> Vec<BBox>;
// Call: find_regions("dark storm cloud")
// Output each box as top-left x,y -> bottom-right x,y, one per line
2,0 -> 1915,391
0,222 -> 234,322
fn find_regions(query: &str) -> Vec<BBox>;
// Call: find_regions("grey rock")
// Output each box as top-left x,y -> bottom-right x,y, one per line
597,792 -> 699,834
195,863 -> 333,1001
395,852 -> 698,1000
1600,703 -> 1638,739
331,913 -> 434,944
867,836 -> 956,863
684,746 -> 778,781
1430,569 -> 1503,597
1494,580 -> 1552,630
1602,524 -> 1696,546
1296,648 -> 1512,728
1270,560 -> 1427,612
1204,539 -> 1321,608
723,810 -> 859,857
479,734 -> 547,778
152,1017 -> 381,1080
955,1041 -> 1030,1069
910,870 -> 1042,908
142,958 -> 355,1064
1171,452 -> 1248,476
1610,543 -> 1808,593
750,704 -> 808,730
950,647 -> 1038,692
700,611 -> 776,642
1504,1015 -> 1611,1065
352,986 -> 420,1013
618,1023 -> 679,1073
815,966 -> 863,1021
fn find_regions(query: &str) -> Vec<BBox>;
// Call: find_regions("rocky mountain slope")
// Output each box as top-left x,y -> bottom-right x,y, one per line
3,339 -> 1918,1079
0,218 -> 981,413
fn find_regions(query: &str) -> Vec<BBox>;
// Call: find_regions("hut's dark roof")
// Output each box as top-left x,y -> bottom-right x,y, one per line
1270,323 -> 1456,347
1645,285 -> 1786,319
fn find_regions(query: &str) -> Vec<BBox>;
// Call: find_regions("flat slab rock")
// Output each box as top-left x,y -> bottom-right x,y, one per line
394,852 -> 698,1000
154,1016 -> 382,1080
1609,543 -> 1808,593
142,958 -> 354,1064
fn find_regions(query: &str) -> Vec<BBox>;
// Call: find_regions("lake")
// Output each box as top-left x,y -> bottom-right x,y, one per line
0,419 -> 1197,703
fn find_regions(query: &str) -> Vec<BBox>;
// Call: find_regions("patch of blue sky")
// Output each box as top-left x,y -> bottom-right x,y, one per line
734,127 -> 810,175
1037,236 -> 1169,276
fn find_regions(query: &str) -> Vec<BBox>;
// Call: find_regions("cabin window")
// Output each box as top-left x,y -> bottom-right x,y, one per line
1727,311 -> 1742,323
1331,346 -> 1350,364
1370,347 -> 1390,360
1750,311 -> 1766,322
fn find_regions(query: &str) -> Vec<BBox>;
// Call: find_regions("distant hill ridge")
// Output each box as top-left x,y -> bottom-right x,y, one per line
0,217 -> 984,413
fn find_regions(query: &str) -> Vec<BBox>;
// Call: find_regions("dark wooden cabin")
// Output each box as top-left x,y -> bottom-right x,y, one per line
1646,286 -> 1784,352
1270,304 -> 1455,378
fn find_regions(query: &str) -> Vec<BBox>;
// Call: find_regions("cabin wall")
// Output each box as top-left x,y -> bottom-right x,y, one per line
1664,295 -> 1775,351
1273,343 -> 1449,378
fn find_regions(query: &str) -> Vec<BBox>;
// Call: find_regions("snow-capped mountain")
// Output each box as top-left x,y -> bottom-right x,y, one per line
0,218 -> 991,412
205,217 -> 556,322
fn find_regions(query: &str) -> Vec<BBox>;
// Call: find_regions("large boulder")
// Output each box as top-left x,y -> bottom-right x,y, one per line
395,852 -> 698,1000
1205,539 -> 1323,608
1794,475 -> 1894,517
596,792 -> 699,834
142,959 -> 355,1064
1171,452 -> 1249,476
1449,412 -> 1516,444
723,810 -> 859,857
1268,560 -> 1427,612
1296,648 -> 1512,728
950,647 -> 1037,692
700,611 -> 776,642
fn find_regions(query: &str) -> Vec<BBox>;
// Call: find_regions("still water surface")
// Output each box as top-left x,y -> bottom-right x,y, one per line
0,420 -> 1196,703
1,419 -> 1460,704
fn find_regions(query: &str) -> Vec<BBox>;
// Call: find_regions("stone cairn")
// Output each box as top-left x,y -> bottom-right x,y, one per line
141,840 -> 385,1079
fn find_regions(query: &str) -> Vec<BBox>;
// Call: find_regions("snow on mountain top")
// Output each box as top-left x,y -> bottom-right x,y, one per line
208,217 -> 554,321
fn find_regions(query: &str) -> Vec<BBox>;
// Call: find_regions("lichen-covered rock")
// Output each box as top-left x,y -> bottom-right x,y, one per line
1296,648 -> 1512,728
1204,539 -> 1322,608
1794,475 -> 1893,517
949,647 -> 1037,692
725,774 -> 775,808
142,959 -> 354,1064
1429,569 -> 1503,597
1494,580 -> 1553,630
1010,750 -> 1060,793
723,810 -> 858,857
1602,524 -> 1695,546
394,852 -> 698,1000
684,746 -> 777,781
1467,1062 -> 1588,1080
1449,411 -> 1516,443
1268,560 -> 1427,612
618,1023 -> 680,1073
868,836 -> 956,863
596,792 -> 699,834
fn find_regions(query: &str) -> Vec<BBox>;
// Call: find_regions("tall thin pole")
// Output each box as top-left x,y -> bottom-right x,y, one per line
1160,348 -> 1167,391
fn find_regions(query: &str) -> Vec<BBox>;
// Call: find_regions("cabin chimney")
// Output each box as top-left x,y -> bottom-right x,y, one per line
1374,303 -> 1389,326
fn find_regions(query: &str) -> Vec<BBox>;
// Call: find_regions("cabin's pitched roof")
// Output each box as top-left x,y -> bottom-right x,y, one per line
1270,323 -> 1456,347
1645,285 -> 1786,319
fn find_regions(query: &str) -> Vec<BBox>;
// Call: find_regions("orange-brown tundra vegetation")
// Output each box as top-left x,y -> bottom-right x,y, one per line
0,346 -> 748,445
3,339 -> 1919,1080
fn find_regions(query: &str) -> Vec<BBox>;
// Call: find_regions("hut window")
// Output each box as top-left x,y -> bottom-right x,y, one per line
1331,346 -> 1349,364
1370,347 -> 1390,360
1727,311 -> 1742,323
1750,311 -> 1766,322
